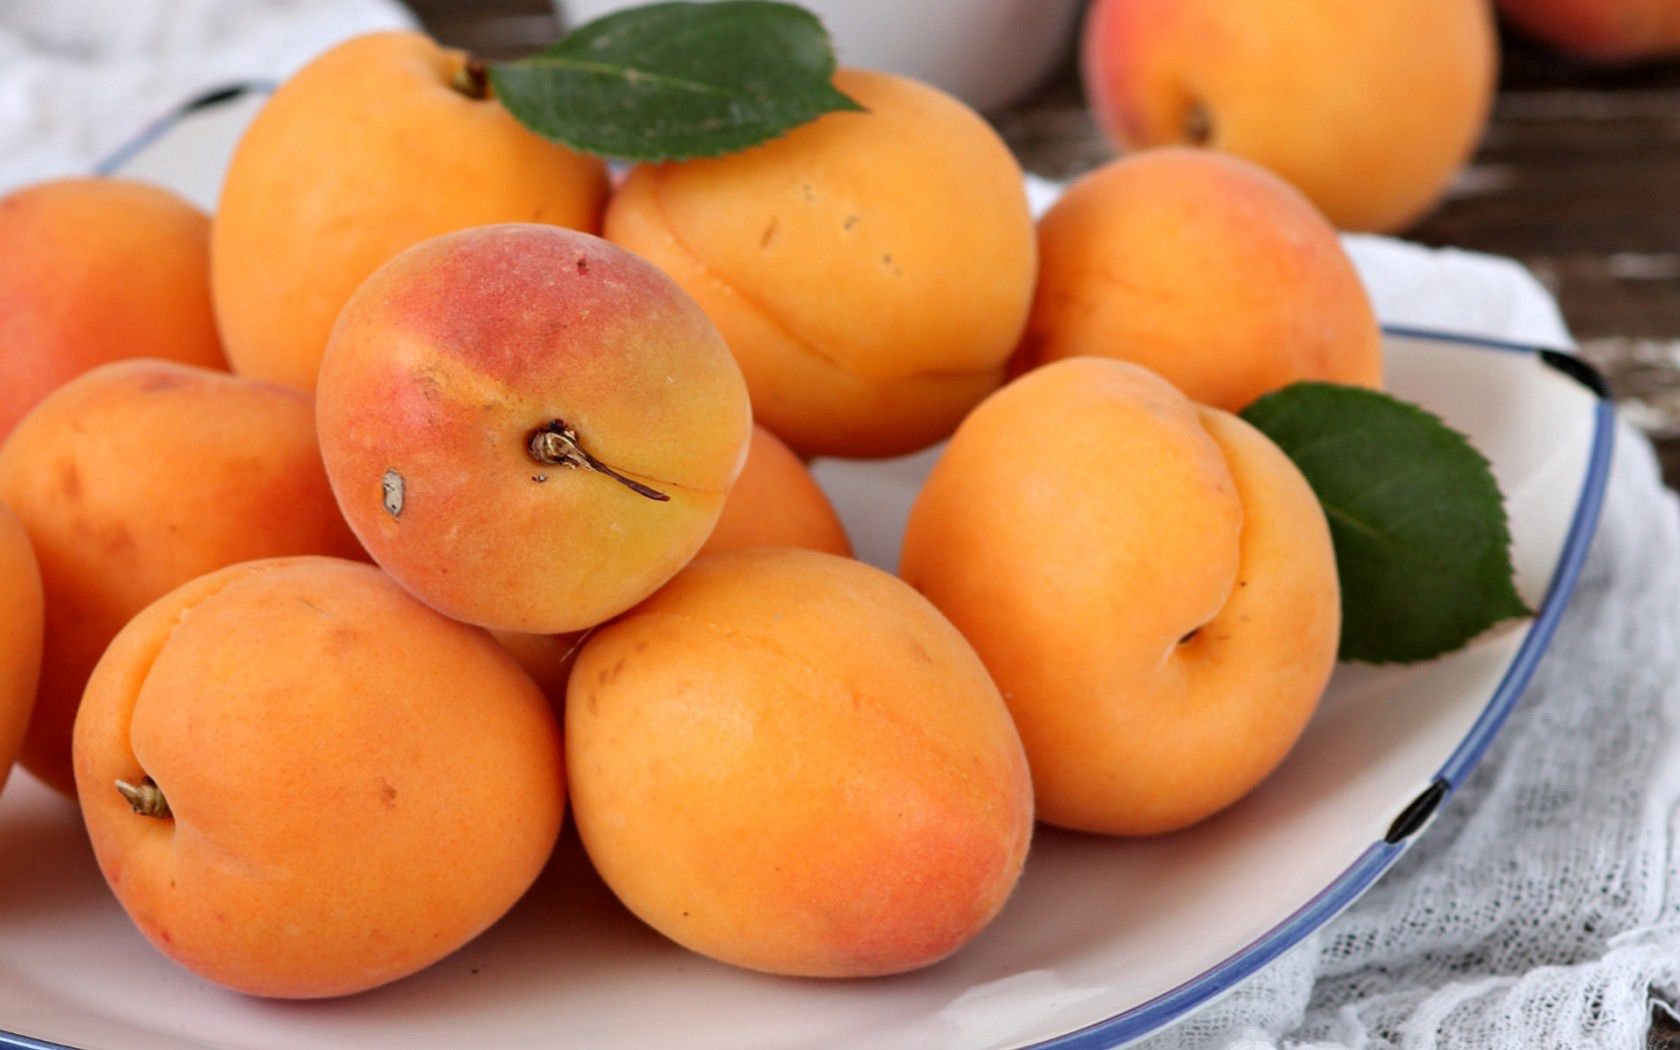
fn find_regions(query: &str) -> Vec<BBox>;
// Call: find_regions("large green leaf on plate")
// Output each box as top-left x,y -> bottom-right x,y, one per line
1242,382 -> 1530,664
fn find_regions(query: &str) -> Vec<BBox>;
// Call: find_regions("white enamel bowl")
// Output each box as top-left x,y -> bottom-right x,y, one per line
0,91 -> 1613,1050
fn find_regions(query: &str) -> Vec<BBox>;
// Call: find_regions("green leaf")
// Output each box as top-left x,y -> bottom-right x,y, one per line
1241,383 -> 1531,664
489,1 -> 864,163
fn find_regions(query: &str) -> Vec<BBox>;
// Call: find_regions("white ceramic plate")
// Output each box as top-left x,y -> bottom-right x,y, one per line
0,92 -> 1614,1050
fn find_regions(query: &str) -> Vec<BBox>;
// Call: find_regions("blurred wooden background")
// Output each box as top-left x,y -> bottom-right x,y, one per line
411,0 -> 1680,485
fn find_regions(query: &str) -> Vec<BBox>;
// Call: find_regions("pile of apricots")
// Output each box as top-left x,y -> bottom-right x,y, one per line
0,30 -> 1390,997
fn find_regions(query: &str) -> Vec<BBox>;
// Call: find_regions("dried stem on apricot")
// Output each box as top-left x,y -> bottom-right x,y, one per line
528,420 -> 670,502
451,56 -> 490,100
116,777 -> 171,819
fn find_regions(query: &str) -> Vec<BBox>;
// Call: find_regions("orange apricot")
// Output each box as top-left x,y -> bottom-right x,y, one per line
0,361 -> 362,796
212,31 -> 610,390
316,224 -> 751,635
1017,148 -> 1381,412
74,557 -> 564,998
1083,0 -> 1497,232
491,629 -> 584,711
0,501 -> 42,796
568,549 -> 1033,977
605,68 -> 1035,458
1498,0 -> 1680,62
700,425 -> 850,558
900,358 -> 1339,835
0,178 -> 225,439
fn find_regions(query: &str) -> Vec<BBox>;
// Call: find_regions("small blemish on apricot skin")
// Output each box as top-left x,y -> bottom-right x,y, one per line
139,373 -> 189,393
604,657 -> 627,684
576,258 -> 589,276
382,469 -> 405,518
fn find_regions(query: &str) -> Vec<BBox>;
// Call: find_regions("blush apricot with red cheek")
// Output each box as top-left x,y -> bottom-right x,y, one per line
316,224 -> 752,635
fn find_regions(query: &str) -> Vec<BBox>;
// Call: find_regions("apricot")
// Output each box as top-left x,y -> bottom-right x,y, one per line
700,425 -> 850,558
899,358 -> 1339,836
1017,149 -> 1382,412
0,361 -> 363,796
568,549 -> 1032,977
1498,0 -> 1680,62
211,31 -> 610,390
1082,0 -> 1497,232
317,224 -> 751,635
491,630 -> 584,711
0,178 -> 225,439
73,557 -> 564,998
493,427 -> 856,760
0,501 -> 43,797
605,68 -> 1036,459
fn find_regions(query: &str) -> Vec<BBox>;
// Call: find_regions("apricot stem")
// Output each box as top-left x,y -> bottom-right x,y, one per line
451,56 -> 489,100
528,421 -> 670,502
116,777 -> 171,819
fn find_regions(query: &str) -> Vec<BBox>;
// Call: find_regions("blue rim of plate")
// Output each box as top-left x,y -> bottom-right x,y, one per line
0,90 -> 1619,1050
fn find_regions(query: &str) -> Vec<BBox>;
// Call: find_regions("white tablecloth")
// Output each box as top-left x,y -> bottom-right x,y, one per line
0,0 -> 412,190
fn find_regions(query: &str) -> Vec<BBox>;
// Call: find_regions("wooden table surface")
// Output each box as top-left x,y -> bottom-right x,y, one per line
414,0 -> 1680,481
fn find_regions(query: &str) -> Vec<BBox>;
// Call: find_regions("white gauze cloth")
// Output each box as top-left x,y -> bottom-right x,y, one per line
0,0 -> 412,191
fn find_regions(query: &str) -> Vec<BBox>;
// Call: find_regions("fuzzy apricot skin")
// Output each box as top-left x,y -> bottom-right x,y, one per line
0,361 -> 363,797
211,31 -> 610,391
1082,0 -> 1497,233
699,425 -> 851,558
568,549 -> 1033,977
1016,149 -> 1382,412
316,224 -> 751,635
491,630 -> 584,712
73,557 -> 564,999
0,178 -> 225,439
605,68 -> 1036,459
899,358 -> 1340,836
0,502 -> 43,796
